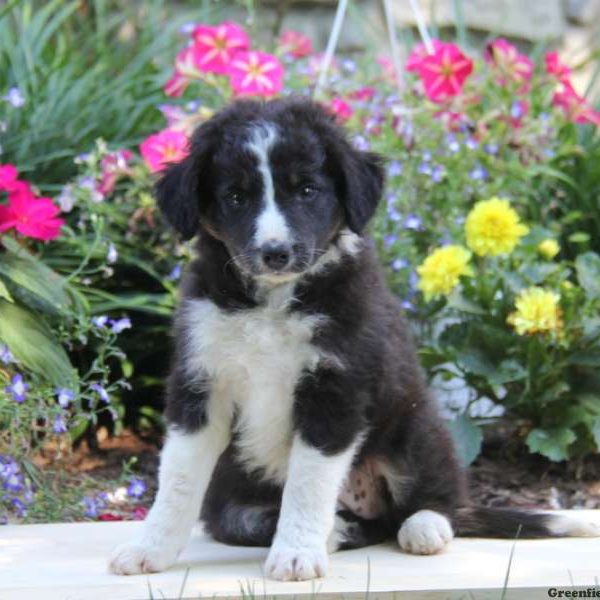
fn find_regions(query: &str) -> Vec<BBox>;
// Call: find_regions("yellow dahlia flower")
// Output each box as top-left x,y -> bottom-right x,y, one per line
507,287 -> 563,336
465,197 -> 529,256
417,245 -> 473,301
538,239 -> 560,259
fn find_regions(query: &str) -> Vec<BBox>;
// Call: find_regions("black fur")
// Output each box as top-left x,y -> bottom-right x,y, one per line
157,97 -> 575,550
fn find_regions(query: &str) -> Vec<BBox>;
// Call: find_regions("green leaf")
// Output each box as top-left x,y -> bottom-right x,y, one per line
0,300 -> 77,388
569,232 -> 591,244
575,252 -> 600,298
0,237 -> 73,316
446,290 -> 486,315
568,352 -> 600,367
447,414 -> 482,466
591,417 -> 600,451
0,278 -> 13,302
525,428 -> 576,461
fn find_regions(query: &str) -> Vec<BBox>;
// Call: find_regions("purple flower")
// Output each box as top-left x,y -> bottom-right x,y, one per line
82,496 -> 99,518
3,87 -> 25,108
469,165 -> 489,181
408,271 -> 419,291
484,143 -> 499,155
400,299 -> 415,312
1,459 -> 23,493
11,498 -> 27,518
431,164 -> 445,183
168,264 -> 182,281
0,344 -> 15,365
446,134 -> 460,153
391,258 -> 409,272
127,478 -> 147,498
5,374 -> 28,404
510,101 -> 525,119
56,388 -> 74,408
91,383 -> 110,404
421,151 -> 432,162
341,58 -> 357,73
387,160 -> 402,177
110,317 -> 132,334
387,207 -> 402,222
465,137 -> 479,150
403,214 -> 422,231
418,162 -> 432,176
179,21 -> 197,35
53,414 -> 68,434
57,185 -> 76,212
92,315 -> 109,328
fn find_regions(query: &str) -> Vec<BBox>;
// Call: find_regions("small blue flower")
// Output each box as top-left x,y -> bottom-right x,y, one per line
431,164 -> 445,183
400,299 -> 415,312
5,374 -> 28,404
408,271 -> 419,291
110,317 -> 132,334
418,162 -> 432,176
484,143 -> 499,155
391,258 -> 409,272
57,185 -> 76,212
167,264 -> 182,281
56,388 -> 74,408
341,58 -> 357,73
383,233 -> 398,248
403,214 -> 422,231
352,135 -> 370,151
53,414 -> 68,434
82,496 -> 99,518
469,165 -> 489,181
11,498 -> 27,518
0,344 -> 15,365
446,134 -> 460,153
179,21 -> 197,35
107,244 -> 118,264
421,150 -> 432,162
543,148 -> 555,159
387,207 -> 402,222
185,100 -> 201,112
92,315 -> 109,328
510,101 -> 525,119
91,383 -> 110,404
385,191 -> 398,206
465,137 -> 479,150
127,478 -> 147,498
3,87 -> 25,108
387,160 -> 402,177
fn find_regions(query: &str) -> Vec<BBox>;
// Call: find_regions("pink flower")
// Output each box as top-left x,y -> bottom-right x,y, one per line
415,42 -> 473,103
98,150 -> 133,195
191,21 -> 250,74
0,192 -> 64,241
545,52 -> 572,84
405,39 -> 444,73
552,83 -> 600,126
140,129 -> 189,173
164,71 -> 188,97
0,164 -> 19,192
484,39 -> 533,89
327,97 -> 354,122
228,51 -> 284,97
349,86 -> 376,102
278,30 -> 313,58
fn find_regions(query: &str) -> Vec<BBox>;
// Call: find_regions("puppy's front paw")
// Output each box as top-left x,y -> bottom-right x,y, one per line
108,540 -> 178,575
264,543 -> 328,581
397,509 -> 453,555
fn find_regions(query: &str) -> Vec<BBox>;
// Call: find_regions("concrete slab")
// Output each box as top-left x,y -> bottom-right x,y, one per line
1,512 -> 600,600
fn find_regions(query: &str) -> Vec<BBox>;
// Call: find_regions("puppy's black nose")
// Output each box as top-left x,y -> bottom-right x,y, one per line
261,242 -> 292,270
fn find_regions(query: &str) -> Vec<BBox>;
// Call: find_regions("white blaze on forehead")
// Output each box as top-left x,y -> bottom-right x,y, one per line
246,123 -> 291,246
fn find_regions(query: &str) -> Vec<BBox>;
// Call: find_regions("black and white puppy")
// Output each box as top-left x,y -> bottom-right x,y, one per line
109,98 -> 599,581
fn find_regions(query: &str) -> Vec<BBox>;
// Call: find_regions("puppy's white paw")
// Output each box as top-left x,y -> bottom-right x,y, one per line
397,510 -> 453,555
264,543 -> 328,581
108,540 -> 178,575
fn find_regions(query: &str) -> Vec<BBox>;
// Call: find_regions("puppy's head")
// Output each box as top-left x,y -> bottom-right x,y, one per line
156,98 -> 384,281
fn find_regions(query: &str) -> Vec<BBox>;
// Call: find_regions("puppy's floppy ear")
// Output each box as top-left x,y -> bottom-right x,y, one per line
337,148 -> 385,233
154,120 -> 216,241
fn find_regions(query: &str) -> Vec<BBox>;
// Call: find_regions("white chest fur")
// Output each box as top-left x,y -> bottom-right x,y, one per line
181,295 -> 325,483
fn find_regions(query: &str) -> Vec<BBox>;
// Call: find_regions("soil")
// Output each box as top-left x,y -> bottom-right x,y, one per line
63,428 -> 600,512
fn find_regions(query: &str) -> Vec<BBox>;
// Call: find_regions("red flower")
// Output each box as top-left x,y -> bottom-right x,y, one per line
415,42 -> 473,103
191,21 -> 250,75
140,129 -> 189,173
327,97 -> 354,122
278,30 -> 313,58
349,86 -> 376,102
229,51 -> 284,97
545,52 -> 572,84
552,83 -> 600,126
0,164 -> 19,192
131,506 -> 149,520
98,512 -> 124,521
0,190 -> 64,241
484,39 -> 533,89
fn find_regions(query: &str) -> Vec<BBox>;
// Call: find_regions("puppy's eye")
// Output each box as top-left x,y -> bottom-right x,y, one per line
226,192 -> 245,208
299,184 -> 318,199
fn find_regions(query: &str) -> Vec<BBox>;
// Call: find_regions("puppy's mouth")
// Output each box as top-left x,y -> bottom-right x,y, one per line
232,243 -> 315,282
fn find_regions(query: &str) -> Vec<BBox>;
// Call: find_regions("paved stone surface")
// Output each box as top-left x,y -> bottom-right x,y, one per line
1,512 -> 599,599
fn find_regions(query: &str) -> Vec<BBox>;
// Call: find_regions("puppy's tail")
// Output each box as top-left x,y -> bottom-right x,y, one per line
454,506 -> 600,539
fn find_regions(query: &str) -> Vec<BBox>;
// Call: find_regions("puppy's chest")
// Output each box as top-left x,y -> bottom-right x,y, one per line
182,298 -> 324,481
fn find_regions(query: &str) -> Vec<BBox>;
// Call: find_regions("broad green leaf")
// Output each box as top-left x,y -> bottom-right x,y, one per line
0,278 -> 13,302
0,300 -> 76,388
525,428 -> 576,461
575,252 -> 600,299
0,237 -> 72,316
447,414 -> 482,466
569,232 -> 591,244
446,290 -> 486,315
